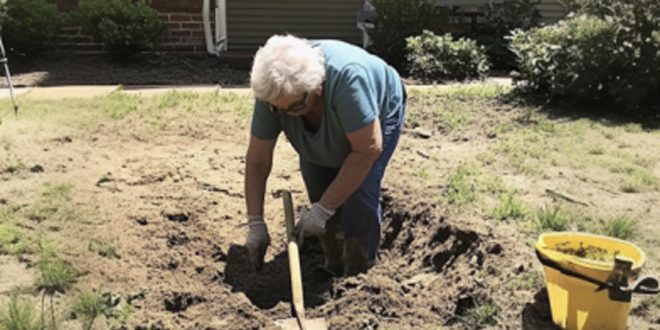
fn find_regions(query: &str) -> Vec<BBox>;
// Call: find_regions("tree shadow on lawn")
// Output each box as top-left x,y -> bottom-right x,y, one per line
4,52 -> 250,87
222,240 -> 333,310
500,91 -> 660,130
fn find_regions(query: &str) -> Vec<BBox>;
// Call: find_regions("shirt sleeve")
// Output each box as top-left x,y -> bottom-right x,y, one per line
250,100 -> 282,140
332,64 -> 379,133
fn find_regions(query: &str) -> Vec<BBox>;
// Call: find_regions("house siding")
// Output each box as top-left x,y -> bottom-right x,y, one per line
226,0 -> 364,52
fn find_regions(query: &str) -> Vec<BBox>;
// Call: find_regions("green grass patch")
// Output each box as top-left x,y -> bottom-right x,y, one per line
463,302 -> 498,328
37,240 -> 77,294
0,223 -> 31,255
25,183 -> 90,224
0,206 -> 32,255
446,165 -> 479,205
72,290 -> 136,330
533,206 -> 570,232
40,183 -> 73,204
619,168 -> 658,193
0,296 -> 43,330
490,194 -> 528,221
601,216 -> 637,240
99,89 -> 141,120
72,290 -> 110,330
88,239 -> 120,259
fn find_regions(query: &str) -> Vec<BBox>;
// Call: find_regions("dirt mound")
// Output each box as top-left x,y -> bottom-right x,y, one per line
161,194 -> 508,330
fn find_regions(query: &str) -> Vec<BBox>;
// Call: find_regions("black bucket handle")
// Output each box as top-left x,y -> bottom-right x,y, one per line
536,249 -> 659,303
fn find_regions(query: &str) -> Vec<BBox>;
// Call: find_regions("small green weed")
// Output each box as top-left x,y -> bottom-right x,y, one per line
602,216 -> 637,240
0,296 -> 43,330
100,91 -> 140,120
490,194 -> 527,221
88,239 -> 120,259
533,206 -> 570,232
447,166 -> 478,205
463,303 -> 498,328
37,241 -> 76,294
72,290 -> 110,330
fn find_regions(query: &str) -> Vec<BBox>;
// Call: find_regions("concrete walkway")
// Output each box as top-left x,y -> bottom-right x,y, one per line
1,77 -> 512,100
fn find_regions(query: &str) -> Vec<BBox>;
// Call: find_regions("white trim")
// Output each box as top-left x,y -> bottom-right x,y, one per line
203,0 -> 227,56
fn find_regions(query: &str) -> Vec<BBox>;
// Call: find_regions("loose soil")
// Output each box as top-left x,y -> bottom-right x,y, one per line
553,242 -> 619,263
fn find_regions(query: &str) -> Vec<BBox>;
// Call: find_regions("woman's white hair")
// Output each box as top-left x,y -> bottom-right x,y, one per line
250,34 -> 326,101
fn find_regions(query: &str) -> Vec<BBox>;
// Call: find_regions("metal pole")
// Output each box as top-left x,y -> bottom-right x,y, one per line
0,35 -> 18,115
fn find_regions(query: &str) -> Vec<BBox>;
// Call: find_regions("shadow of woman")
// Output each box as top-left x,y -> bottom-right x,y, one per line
522,288 -> 560,330
221,241 -> 334,310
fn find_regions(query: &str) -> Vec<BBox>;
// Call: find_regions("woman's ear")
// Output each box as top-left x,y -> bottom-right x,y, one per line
314,86 -> 323,97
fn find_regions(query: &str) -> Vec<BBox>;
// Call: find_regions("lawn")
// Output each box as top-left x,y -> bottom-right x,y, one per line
0,84 -> 658,329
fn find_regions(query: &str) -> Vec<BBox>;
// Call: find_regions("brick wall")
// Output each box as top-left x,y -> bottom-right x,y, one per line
51,0 -> 211,54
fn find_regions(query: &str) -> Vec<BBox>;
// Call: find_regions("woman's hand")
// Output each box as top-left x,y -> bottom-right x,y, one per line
244,215 -> 271,272
295,203 -> 335,245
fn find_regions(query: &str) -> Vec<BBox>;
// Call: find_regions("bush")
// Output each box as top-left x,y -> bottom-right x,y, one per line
406,30 -> 489,82
75,0 -> 164,58
510,0 -> 660,113
471,0 -> 541,70
0,0 -> 63,56
369,0 -> 439,71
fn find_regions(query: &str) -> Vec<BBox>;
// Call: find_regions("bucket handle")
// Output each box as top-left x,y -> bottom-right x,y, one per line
536,249 -> 659,302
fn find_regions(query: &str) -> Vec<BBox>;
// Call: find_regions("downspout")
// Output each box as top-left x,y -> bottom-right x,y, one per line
203,0 -> 227,56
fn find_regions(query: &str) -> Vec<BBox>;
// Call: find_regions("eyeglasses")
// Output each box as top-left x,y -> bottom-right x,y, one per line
269,92 -> 310,113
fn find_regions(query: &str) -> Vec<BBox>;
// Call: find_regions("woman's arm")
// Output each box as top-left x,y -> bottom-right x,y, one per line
245,135 -> 277,216
319,119 -> 382,209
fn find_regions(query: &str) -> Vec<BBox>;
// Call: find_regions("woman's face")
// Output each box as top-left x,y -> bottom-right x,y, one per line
269,90 -> 320,117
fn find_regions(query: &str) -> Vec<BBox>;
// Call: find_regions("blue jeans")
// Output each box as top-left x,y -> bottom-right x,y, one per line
300,99 -> 405,275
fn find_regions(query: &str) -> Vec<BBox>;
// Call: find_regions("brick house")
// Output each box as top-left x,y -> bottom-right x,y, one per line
50,0 -> 566,56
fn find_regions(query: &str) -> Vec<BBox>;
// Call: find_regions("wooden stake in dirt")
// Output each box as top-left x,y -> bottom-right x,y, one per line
275,190 -> 328,330
545,189 -> 590,207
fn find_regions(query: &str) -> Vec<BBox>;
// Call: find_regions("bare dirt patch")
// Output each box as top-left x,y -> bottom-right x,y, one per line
0,88 -> 657,329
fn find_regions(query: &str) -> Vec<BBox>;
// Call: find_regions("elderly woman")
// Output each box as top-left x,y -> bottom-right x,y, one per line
244,34 -> 406,276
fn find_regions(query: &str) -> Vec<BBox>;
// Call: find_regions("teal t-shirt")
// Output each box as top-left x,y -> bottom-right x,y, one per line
250,39 -> 404,168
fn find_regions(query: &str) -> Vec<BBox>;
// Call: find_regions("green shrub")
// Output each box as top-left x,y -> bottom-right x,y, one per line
75,0 -> 164,58
369,0 -> 439,71
471,0 -> 541,70
510,0 -> 660,113
0,0 -> 63,56
406,30 -> 489,82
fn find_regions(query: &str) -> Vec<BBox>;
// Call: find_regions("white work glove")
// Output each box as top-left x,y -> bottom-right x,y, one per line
244,215 -> 270,272
295,203 -> 335,246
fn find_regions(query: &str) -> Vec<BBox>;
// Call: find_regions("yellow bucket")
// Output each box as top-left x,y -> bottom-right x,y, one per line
535,232 -> 657,330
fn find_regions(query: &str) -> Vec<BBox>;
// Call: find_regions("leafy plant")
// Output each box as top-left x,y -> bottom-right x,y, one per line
510,0 -> 660,113
0,0 -> 63,56
471,0 -> 541,70
75,0 -> 164,58
406,30 -> 490,82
